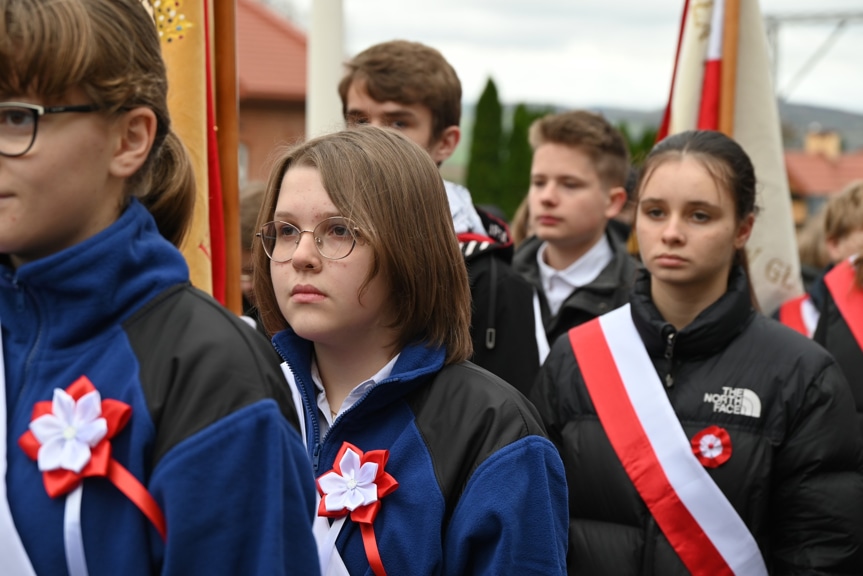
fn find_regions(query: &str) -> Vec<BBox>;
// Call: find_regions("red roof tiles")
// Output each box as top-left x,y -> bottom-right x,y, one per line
785,149 -> 863,197
237,0 -> 307,101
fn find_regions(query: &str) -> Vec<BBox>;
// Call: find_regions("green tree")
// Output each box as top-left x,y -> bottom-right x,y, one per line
466,78 -> 504,207
500,104 -> 552,220
616,121 -> 658,167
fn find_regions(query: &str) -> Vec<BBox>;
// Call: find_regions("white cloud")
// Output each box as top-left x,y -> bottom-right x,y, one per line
282,0 -> 863,114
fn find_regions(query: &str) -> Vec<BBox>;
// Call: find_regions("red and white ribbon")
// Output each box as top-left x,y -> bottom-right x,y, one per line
691,425 -> 732,468
18,376 -> 166,576
317,442 -> 398,576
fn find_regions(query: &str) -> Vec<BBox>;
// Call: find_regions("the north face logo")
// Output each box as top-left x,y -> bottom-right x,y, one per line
703,387 -> 761,418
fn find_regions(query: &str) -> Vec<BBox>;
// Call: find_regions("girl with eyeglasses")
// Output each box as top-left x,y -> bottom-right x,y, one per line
0,1 -> 317,575
530,129 -> 863,575
252,126 -> 568,576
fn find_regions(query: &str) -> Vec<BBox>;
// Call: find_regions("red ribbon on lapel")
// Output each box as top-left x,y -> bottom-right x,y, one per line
18,376 -> 166,540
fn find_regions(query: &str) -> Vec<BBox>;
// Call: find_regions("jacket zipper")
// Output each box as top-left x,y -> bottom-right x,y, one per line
13,276 -> 43,407
290,363 -> 398,474
312,443 -> 322,472
663,329 -> 676,388
641,517 -> 658,575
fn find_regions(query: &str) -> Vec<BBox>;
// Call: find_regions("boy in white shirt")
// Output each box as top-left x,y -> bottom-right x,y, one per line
513,110 -> 639,344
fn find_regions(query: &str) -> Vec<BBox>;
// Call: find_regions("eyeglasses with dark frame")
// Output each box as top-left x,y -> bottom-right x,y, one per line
0,102 -> 102,157
257,216 -> 362,263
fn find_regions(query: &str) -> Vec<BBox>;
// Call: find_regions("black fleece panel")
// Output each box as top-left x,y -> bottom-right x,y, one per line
123,284 -> 301,465
466,255 -> 541,396
407,361 -> 548,524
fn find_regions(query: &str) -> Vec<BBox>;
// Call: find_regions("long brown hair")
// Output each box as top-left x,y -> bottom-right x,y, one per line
0,0 -> 195,246
252,127 -> 473,365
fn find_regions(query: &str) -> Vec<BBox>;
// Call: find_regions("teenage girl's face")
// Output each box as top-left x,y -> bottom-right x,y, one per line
0,89 -> 127,267
270,166 -> 393,350
636,156 -> 753,296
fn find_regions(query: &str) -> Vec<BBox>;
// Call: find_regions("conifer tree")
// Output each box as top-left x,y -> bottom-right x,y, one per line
466,78 -> 503,207
500,104 -> 553,219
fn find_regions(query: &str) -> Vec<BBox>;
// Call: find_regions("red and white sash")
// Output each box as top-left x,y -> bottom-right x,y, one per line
778,293 -> 818,338
568,305 -> 768,576
824,258 -> 863,350
0,318 -> 39,576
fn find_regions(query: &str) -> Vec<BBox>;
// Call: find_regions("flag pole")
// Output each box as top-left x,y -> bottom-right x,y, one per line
214,0 -> 242,315
719,0 -> 740,137
657,0 -> 691,141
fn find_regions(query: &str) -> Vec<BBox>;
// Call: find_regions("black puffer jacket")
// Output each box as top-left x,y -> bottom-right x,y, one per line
532,267 -> 863,575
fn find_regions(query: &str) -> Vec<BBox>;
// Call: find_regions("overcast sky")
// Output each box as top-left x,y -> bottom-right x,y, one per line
275,0 -> 863,115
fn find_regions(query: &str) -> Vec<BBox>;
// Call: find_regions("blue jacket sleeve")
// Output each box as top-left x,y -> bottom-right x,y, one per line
148,400 -> 319,575
443,435 -> 568,575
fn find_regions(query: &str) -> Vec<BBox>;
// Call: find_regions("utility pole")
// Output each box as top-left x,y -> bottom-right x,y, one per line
764,12 -> 863,99
306,0 -> 344,138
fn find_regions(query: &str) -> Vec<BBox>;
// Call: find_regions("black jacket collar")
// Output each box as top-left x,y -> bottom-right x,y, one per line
630,266 -> 755,359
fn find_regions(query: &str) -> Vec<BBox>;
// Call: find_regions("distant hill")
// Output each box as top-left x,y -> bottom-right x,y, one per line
453,101 -> 863,172
775,102 -> 863,151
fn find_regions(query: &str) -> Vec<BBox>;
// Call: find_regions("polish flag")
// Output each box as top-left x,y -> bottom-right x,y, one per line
657,0 -> 803,315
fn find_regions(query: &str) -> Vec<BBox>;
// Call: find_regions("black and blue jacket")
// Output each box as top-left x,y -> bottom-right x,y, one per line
274,327 -> 569,575
1,199 -> 318,575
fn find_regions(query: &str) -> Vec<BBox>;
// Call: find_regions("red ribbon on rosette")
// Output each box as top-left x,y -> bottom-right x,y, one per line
691,425 -> 732,469
18,376 -> 167,540
317,442 -> 398,576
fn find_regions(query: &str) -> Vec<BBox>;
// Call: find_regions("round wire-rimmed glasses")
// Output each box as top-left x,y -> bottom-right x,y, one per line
0,102 -> 102,157
257,216 -> 361,262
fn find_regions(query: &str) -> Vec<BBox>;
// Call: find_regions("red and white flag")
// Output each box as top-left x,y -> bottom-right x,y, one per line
153,0 -> 233,306
658,0 -> 803,314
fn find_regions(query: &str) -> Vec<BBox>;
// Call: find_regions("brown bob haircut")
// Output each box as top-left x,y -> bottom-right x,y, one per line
338,40 -> 462,142
252,126 -> 473,365
529,110 -> 630,189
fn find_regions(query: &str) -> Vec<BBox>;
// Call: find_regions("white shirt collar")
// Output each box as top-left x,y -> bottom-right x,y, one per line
537,235 -> 613,317
314,354 -> 400,437
444,180 -> 486,235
